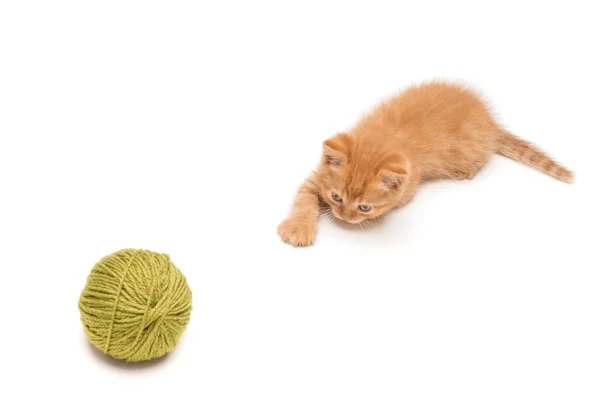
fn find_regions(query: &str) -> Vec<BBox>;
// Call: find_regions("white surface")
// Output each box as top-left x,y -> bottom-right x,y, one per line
1,1 -> 598,399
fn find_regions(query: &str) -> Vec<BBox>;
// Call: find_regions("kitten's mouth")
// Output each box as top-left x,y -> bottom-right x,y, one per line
332,209 -> 363,224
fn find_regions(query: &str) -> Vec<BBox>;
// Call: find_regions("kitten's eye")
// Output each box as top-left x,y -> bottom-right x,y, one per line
358,204 -> 372,212
331,192 -> 343,202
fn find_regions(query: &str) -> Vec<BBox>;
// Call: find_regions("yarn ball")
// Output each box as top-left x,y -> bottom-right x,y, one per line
78,249 -> 192,362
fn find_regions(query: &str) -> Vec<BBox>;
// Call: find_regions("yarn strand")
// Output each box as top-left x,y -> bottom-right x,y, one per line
104,249 -> 139,353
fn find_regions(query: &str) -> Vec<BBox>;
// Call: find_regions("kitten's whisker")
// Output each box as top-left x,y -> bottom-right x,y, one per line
362,219 -> 379,232
319,208 -> 335,223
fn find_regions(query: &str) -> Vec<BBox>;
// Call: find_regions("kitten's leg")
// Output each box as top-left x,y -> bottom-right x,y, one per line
451,152 -> 491,180
452,170 -> 474,180
278,175 -> 320,247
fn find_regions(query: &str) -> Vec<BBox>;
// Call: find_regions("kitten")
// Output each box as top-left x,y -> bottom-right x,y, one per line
278,82 -> 573,247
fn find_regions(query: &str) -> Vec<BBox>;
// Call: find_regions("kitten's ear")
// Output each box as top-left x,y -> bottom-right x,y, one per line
322,133 -> 353,167
379,162 -> 410,190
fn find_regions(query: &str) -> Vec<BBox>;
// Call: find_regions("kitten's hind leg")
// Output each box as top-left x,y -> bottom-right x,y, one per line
452,171 -> 471,180
453,167 -> 479,180
452,152 -> 490,180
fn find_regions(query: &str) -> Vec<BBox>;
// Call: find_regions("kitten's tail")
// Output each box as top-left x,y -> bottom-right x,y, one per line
495,129 -> 573,183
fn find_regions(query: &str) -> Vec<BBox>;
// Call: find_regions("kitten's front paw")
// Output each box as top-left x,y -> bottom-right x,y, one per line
277,218 -> 317,247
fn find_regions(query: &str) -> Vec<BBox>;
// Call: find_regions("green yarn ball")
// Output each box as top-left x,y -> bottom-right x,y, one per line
78,249 -> 192,362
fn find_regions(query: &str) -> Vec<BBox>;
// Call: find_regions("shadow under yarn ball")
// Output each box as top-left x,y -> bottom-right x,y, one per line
79,249 -> 192,362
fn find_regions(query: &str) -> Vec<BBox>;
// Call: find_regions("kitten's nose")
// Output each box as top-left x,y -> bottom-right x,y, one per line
341,209 -> 351,221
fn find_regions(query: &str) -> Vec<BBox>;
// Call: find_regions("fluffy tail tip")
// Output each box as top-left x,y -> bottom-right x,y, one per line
558,169 -> 574,184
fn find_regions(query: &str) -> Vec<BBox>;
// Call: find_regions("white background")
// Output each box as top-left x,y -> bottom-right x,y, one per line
1,1 -> 598,399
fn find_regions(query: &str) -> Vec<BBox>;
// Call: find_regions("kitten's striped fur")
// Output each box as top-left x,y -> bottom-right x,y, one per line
278,82 -> 573,247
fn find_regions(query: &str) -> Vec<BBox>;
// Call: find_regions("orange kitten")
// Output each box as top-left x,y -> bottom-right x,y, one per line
278,82 -> 573,247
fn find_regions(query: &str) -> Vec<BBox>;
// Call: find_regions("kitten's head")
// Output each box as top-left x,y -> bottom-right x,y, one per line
315,133 -> 411,224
